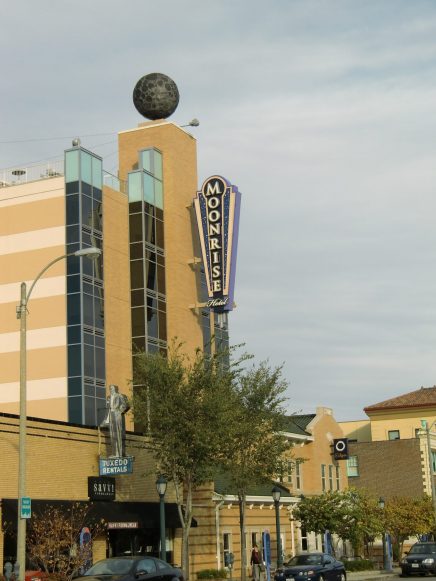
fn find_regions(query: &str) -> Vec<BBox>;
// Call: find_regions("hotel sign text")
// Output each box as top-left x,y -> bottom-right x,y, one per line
194,176 -> 241,311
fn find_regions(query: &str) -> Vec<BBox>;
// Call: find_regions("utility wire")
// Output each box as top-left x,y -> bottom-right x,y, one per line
0,132 -> 117,145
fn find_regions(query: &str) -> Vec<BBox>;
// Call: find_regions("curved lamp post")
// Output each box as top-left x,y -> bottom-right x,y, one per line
156,475 -> 167,561
272,486 -> 282,568
16,247 -> 101,581
378,497 -> 392,572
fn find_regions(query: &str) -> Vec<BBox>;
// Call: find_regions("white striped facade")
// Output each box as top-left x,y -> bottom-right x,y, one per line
0,178 -> 68,418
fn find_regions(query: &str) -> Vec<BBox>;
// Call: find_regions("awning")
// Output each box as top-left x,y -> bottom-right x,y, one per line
1,499 -> 196,531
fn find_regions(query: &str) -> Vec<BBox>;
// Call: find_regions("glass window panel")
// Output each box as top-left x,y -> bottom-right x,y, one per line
154,179 -> 163,209
128,171 -> 142,203
141,150 -> 152,173
92,199 -> 103,232
130,260 -> 144,289
68,396 -> 83,424
143,172 -> 154,205
95,334 -> 105,348
144,203 -> 155,216
81,150 -> 92,184
82,251 -> 94,277
83,282 -> 93,296
84,345 -> 95,377
84,384 -> 94,397
155,207 -> 163,221
68,377 -> 82,396
94,297 -> 104,330
146,294 -> 157,309
145,262 -> 157,291
84,332 -> 94,346
131,307 -> 145,336
68,344 -> 82,376
158,300 -> 166,312
82,182 -> 92,196
156,220 -> 164,249
153,150 -> 163,180
67,293 -> 81,325
82,195 -> 93,227
132,337 -> 146,352
66,194 -> 79,225
96,386 -> 106,399
66,181 -> 79,195
96,398 -> 107,424
144,248 -> 156,263
130,242 -> 142,260
147,342 -> 159,354
129,201 -> 142,214
68,325 -> 81,344
67,275 -> 80,294
93,187 -> 102,202
143,214 -> 155,245
129,214 -> 143,243
95,347 -> 105,379
131,289 -> 144,307
92,156 -> 102,189
158,311 -> 167,341
84,396 -> 96,426
156,254 -> 165,266
157,264 -> 166,294
83,294 -> 94,326
147,307 -> 158,338
67,225 -> 80,244
65,149 -> 79,183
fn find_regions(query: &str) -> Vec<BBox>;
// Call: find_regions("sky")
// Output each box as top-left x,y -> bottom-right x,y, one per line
2,0 -> 436,421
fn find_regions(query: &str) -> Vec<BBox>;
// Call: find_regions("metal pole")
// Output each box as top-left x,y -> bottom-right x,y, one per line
159,493 -> 166,561
426,425 -> 436,517
17,282 -> 27,581
274,500 -> 282,568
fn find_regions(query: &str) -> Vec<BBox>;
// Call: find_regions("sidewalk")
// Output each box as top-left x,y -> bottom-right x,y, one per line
347,567 -> 401,580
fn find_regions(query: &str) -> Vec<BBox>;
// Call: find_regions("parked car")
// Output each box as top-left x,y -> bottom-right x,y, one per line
74,557 -> 184,581
274,553 -> 346,581
401,542 -> 436,576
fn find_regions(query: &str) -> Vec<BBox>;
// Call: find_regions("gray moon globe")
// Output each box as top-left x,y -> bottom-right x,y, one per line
133,73 -> 180,120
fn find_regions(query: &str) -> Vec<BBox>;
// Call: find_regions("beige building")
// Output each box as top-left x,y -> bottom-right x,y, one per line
340,386 -> 436,500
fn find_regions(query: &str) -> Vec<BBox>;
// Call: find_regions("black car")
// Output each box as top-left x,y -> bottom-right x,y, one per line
75,557 -> 184,581
274,553 -> 346,581
401,542 -> 436,576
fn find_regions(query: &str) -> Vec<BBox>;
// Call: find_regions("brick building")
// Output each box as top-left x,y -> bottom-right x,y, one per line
340,386 -> 436,500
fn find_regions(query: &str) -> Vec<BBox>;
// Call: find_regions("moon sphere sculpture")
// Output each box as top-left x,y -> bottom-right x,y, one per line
133,73 -> 180,120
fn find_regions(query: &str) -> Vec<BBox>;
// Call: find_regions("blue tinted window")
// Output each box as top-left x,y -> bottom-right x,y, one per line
68,396 -> 82,423
128,172 -> 142,203
68,345 -> 82,376
67,294 -> 81,325
81,150 -> 92,184
68,377 -> 82,396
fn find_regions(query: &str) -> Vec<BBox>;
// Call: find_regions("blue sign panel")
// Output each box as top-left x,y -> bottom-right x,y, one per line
262,530 -> 271,564
20,497 -> 31,519
99,456 -> 134,475
194,176 -> 241,312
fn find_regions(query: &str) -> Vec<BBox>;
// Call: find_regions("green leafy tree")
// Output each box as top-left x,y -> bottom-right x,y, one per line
294,489 -> 384,556
384,496 -> 435,560
132,343 -> 244,579
221,361 -> 292,581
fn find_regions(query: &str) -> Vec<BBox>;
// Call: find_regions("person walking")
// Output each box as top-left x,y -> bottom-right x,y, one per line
251,543 -> 261,581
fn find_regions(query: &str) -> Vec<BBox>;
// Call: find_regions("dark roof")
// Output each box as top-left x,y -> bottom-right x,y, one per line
282,414 -> 315,436
364,386 -> 436,413
214,471 -> 292,498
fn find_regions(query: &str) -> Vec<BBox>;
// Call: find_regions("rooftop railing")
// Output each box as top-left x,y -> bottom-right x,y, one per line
0,162 -> 127,195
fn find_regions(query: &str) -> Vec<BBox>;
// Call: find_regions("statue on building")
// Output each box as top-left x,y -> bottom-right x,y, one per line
101,384 -> 130,457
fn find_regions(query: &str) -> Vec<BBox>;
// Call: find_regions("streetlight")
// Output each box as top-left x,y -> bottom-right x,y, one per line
156,475 -> 167,561
272,486 -> 282,568
16,246 -> 101,581
378,497 -> 392,572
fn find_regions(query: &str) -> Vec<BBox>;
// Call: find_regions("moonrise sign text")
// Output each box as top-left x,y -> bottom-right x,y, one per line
194,176 -> 241,311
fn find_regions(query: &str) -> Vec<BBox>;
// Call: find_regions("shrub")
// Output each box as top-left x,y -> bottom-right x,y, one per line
343,559 -> 375,572
197,569 -> 228,579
